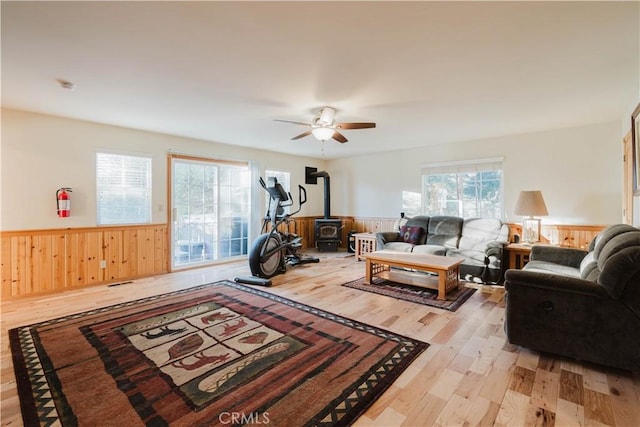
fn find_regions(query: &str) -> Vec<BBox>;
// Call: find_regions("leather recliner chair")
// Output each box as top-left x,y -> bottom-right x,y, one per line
504,224 -> 640,371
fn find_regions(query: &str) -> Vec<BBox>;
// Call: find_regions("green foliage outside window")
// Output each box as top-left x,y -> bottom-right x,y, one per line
422,168 -> 502,219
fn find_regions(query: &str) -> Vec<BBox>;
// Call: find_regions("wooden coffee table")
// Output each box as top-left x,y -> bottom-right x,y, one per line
363,250 -> 464,300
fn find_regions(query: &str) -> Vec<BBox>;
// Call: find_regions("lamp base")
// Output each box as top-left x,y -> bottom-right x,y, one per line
522,218 -> 541,243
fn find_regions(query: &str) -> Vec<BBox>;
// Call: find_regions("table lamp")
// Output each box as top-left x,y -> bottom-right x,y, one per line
514,190 -> 548,243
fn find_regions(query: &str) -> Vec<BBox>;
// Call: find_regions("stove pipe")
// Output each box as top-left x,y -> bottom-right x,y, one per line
312,171 -> 331,219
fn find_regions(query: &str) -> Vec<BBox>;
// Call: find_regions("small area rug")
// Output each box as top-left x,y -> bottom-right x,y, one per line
341,277 -> 476,311
10,280 -> 428,426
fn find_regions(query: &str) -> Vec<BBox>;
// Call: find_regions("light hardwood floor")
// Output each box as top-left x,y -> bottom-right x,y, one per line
2,251 -> 639,426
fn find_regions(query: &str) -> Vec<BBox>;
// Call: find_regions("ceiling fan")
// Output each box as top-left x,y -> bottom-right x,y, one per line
275,107 -> 376,143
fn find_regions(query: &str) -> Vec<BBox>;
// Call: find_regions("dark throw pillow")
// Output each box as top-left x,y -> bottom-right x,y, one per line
400,225 -> 423,244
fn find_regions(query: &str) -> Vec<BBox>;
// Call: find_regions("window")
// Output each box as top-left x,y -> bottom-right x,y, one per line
97,152 -> 152,225
401,190 -> 422,217
264,170 -> 291,216
421,158 -> 503,219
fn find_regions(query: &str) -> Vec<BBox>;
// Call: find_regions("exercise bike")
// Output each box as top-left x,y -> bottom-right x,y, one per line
237,177 -> 318,285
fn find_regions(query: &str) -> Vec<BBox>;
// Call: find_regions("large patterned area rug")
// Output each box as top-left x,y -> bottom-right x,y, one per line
10,280 -> 428,426
341,277 -> 476,311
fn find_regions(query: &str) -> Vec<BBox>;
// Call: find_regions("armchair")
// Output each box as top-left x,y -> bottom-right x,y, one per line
504,224 -> 640,371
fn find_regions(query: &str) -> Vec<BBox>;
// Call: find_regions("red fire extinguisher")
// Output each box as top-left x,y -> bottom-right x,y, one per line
56,188 -> 72,217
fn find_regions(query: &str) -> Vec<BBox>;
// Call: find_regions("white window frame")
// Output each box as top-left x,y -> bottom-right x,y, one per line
96,152 -> 152,225
169,154 -> 251,269
420,157 -> 504,219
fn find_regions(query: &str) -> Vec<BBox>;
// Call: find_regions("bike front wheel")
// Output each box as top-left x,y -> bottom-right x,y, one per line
249,233 -> 284,278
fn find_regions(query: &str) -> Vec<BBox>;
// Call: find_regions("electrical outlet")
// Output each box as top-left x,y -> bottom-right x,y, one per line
100,260 -> 107,269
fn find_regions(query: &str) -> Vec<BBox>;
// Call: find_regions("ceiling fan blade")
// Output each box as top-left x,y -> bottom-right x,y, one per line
335,122 -> 376,130
332,131 -> 348,143
274,119 -> 311,127
291,130 -> 313,140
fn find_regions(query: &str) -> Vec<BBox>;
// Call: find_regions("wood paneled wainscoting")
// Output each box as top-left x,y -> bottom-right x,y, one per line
339,217 -> 606,250
506,223 -> 606,249
1,219 -> 606,297
272,216 -> 395,250
278,216 -> 397,250
1,224 -> 168,298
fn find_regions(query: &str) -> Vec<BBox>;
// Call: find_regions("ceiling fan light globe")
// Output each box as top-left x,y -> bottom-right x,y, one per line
311,127 -> 335,141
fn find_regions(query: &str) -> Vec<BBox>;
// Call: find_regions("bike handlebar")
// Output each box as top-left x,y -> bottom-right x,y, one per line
287,185 -> 307,216
298,185 -> 307,206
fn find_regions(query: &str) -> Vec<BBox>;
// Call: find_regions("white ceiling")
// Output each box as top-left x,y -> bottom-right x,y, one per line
2,1 -> 638,160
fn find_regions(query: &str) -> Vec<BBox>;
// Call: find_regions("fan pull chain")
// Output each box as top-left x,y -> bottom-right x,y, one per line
321,141 -> 325,156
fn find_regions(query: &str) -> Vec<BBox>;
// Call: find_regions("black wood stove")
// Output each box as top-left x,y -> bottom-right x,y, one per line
307,167 -> 342,252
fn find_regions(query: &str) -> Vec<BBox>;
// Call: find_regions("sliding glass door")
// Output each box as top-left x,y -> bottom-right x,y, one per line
170,155 -> 250,270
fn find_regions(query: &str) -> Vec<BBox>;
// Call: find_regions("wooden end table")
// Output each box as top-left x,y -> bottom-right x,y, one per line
363,250 -> 463,300
354,232 -> 377,261
506,243 -> 532,269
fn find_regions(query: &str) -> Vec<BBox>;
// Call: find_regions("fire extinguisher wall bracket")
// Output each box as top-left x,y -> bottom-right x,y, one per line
56,187 -> 72,217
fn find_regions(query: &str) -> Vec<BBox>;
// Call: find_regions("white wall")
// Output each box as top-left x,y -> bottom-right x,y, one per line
0,109 -> 327,232
327,121 -> 623,225
1,109 -> 626,232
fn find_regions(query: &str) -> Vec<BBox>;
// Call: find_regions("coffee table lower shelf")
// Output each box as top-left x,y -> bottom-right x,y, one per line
375,269 -> 440,289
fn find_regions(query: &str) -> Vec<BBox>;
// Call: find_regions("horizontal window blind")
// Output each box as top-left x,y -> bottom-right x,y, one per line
97,152 -> 152,225
421,157 -> 504,175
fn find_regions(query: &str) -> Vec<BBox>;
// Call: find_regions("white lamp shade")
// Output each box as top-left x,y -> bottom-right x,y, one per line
514,190 -> 549,217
